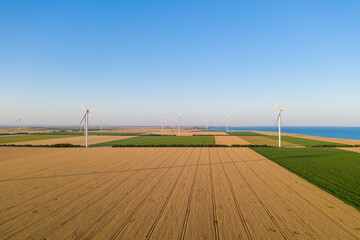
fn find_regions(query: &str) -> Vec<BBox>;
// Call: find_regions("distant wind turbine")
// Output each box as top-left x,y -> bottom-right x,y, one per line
223,115 -> 230,132
161,113 -> 165,132
205,119 -> 210,130
15,115 -> 22,132
176,111 -> 183,136
77,97 -> 102,147
99,116 -> 103,131
271,96 -> 295,147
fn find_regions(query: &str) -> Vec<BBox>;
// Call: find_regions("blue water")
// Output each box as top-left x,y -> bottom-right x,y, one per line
210,126 -> 360,140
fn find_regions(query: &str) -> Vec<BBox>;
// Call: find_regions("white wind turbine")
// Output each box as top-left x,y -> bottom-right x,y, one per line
77,97 -> 102,147
176,111 -> 183,136
205,119 -> 210,130
45,118 -> 49,130
223,115 -> 230,132
99,116 -> 103,131
15,115 -> 22,132
271,96 -> 294,147
161,113 -> 165,132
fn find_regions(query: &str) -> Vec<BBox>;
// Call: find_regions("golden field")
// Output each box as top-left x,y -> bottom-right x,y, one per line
0,147 -> 359,239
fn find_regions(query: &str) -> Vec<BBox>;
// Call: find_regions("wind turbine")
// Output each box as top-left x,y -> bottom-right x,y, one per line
223,115 -> 230,132
161,113 -> 165,132
15,115 -> 22,132
45,118 -> 49,130
271,96 -> 294,147
176,111 -> 183,136
205,119 -> 210,130
99,116 -> 103,131
77,97 -> 102,147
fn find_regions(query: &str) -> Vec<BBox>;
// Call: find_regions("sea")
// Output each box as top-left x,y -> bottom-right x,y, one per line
209,126 -> 360,140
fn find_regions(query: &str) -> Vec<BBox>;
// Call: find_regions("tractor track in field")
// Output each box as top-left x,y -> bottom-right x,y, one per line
108,148 -> 190,240
223,149 -> 289,240
2,149 -> 164,239
215,148 -> 253,240
231,148 -> 324,240
178,149 -> 201,240
208,148 -> 220,240
145,149 -> 197,240
246,150 -> 360,240
72,148 -> 181,239
0,149 -> 146,219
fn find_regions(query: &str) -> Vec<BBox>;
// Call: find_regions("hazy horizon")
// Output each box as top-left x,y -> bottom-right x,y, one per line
1,1 -> 359,126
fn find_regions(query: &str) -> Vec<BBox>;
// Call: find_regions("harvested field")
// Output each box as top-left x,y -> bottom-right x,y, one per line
0,135 -> 77,144
0,147 -> 359,239
215,136 -> 250,145
337,147 -> 360,153
12,136 -> 136,146
238,136 -> 298,146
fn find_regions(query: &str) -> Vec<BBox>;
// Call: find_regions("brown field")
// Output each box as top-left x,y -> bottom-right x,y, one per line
215,136 -> 250,145
337,147 -> 360,153
0,147 -> 359,239
238,136 -> 299,146
12,136 -> 136,146
146,129 -> 228,136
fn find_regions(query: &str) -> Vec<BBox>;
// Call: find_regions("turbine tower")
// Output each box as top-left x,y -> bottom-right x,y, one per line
271,96 -> 294,147
77,97 -> 102,148
45,118 -> 48,130
177,111 -> 183,136
15,115 -> 22,132
161,113 -> 165,132
99,116 -> 103,131
225,115 -> 230,132
205,119 -> 210,130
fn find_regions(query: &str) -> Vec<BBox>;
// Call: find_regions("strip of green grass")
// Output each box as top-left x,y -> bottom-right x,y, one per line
265,136 -> 348,146
0,135 -> 76,144
93,136 -> 215,147
252,147 -> 360,210
227,131 -> 265,136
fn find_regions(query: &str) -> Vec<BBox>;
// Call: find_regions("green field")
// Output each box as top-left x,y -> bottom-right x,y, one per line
252,147 -> 360,210
0,135 -> 76,144
93,136 -> 215,147
265,136 -> 349,146
227,131 -> 265,136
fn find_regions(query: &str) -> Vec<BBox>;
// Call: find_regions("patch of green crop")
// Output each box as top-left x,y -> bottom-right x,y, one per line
40,131 -> 142,136
92,136 -> 215,147
227,131 -> 265,136
265,136 -> 348,147
0,135 -> 77,144
252,147 -> 360,210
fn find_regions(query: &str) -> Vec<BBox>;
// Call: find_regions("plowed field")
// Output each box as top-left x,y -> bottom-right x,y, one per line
0,147 -> 359,239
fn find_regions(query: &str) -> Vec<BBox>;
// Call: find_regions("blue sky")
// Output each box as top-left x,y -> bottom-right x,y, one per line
1,0 -> 360,126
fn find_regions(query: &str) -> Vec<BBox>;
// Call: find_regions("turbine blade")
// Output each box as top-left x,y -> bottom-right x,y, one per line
78,113 -> 86,129
270,95 -> 281,111
76,96 -> 87,111
89,109 -> 104,112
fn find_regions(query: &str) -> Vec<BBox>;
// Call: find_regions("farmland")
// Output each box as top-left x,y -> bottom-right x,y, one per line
93,136 -> 215,147
0,147 -> 359,239
251,147 -> 360,210
265,136 -> 349,146
236,136 -> 298,146
0,134 -> 76,144
215,136 -> 250,145
44,131 -> 143,136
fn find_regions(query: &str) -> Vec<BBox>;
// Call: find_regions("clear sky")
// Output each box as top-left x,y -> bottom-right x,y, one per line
1,0 -> 359,127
